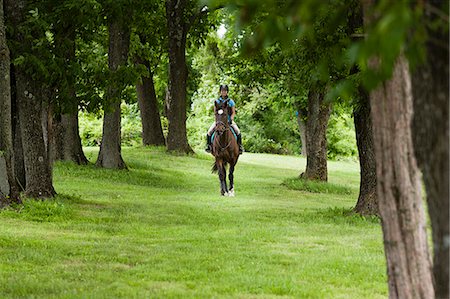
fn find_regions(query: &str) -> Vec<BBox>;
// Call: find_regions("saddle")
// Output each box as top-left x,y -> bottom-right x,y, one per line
211,126 -> 237,143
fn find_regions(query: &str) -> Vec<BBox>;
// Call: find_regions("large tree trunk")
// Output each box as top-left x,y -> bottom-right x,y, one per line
353,88 -> 377,216
96,19 -> 129,169
5,0 -> 55,198
135,56 -> 165,146
165,0 -> 193,154
15,73 -> 56,198
10,65 -> 25,191
53,25 -> 88,165
411,2 -> 449,297
0,0 -> 19,204
370,55 -> 434,299
301,87 -> 331,181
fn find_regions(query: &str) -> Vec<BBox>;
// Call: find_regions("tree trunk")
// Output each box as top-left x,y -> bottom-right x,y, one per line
0,0 -> 19,204
411,2 -> 449,297
353,88 -> 378,216
53,25 -> 88,165
296,106 -> 307,157
15,71 -> 56,197
135,56 -> 165,146
96,19 -> 129,169
60,112 -> 88,164
370,55 -> 434,299
5,0 -> 55,198
302,87 -> 331,181
165,0 -> 193,154
11,65 -> 25,191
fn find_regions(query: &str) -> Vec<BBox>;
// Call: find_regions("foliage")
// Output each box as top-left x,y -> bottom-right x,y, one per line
0,147 -> 387,298
79,103 -> 142,147
327,109 -> 358,160
188,27 -> 358,158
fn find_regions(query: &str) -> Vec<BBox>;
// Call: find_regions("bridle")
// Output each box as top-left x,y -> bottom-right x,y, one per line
214,120 -> 232,152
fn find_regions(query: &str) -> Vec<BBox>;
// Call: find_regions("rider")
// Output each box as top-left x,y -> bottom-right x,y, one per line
205,84 -> 243,154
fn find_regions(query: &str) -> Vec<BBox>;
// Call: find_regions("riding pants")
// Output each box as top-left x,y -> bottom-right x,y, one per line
208,121 -> 240,135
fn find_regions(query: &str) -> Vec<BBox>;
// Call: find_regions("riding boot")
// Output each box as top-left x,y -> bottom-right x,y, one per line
237,134 -> 243,154
205,134 -> 212,153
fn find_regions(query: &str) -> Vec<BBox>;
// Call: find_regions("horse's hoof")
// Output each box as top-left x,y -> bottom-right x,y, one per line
228,189 -> 235,197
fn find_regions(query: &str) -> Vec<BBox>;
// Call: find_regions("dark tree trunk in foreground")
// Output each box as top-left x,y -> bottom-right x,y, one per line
0,0 -> 19,204
370,55 -> 434,299
96,19 -> 130,169
6,0 -> 55,198
165,0 -> 193,153
411,2 -> 449,297
301,87 -> 331,181
15,74 -> 56,198
135,56 -> 165,146
53,25 -> 88,165
353,89 -> 377,216
11,66 -> 25,191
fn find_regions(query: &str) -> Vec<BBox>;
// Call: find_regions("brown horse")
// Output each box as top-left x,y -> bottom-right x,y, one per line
211,100 -> 240,196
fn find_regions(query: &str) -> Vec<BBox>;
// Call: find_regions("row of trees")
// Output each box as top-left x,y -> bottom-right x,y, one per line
0,0 -> 448,297
0,0 -> 217,201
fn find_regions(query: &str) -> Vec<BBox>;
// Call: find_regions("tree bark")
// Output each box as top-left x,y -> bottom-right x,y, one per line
5,0 -> 55,198
370,55 -> 434,299
16,73 -> 56,198
165,0 -> 193,154
53,24 -> 88,165
135,56 -> 165,146
96,19 -> 129,169
295,106 -> 307,157
411,2 -> 449,297
0,0 -> 19,204
10,65 -> 25,191
353,88 -> 378,216
301,87 -> 331,181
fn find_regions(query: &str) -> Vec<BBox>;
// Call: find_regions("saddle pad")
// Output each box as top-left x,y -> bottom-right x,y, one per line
211,127 -> 237,142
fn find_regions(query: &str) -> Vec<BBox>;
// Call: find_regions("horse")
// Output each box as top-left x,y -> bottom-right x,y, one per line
211,99 -> 240,196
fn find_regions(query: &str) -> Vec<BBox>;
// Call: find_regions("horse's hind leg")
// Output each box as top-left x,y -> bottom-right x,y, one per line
228,163 -> 235,196
218,162 -> 228,196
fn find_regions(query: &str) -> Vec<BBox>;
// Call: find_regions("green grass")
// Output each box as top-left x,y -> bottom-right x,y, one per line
0,147 -> 387,298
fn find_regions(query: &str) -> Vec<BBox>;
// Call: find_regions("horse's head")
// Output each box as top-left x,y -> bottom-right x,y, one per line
214,100 -> 230,132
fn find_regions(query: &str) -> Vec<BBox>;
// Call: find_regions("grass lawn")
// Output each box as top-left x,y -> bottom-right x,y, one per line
0,147 -> 387,298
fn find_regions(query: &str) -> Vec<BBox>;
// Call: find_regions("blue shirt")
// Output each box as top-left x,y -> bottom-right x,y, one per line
215,97 -> 235,107
215,97 -> 235,122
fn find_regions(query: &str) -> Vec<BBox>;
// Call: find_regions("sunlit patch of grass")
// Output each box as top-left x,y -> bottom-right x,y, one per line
282,177 -> 356,195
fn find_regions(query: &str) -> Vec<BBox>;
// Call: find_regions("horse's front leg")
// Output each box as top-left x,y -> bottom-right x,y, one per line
218,161 -> 228,196
228,163 -> 235,197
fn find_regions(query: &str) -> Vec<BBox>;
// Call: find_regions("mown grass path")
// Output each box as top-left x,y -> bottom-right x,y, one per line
0,147 -> 387,298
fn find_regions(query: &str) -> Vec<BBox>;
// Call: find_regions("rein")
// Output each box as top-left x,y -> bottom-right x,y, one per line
214,121 -> 233,152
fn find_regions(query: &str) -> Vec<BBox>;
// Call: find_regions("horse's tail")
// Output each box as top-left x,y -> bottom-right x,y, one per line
211,161 -> 228,173
211,162 -> 218,173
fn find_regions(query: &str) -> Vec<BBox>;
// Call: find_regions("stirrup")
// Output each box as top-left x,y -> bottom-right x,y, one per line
205,145 -> 212,153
